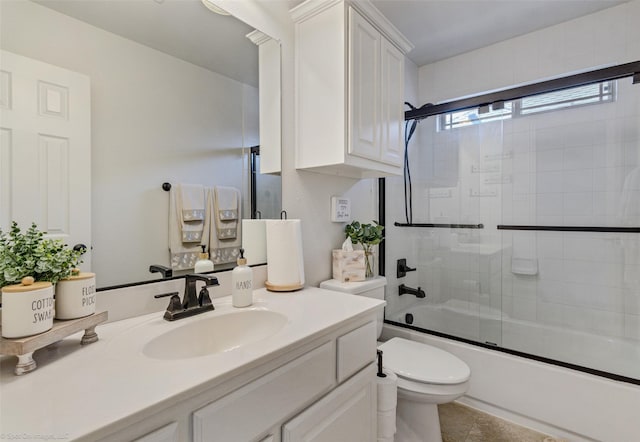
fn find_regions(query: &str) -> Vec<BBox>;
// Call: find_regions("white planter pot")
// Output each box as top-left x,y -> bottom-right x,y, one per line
55,272 -> 96,320
1,280 -> 54,338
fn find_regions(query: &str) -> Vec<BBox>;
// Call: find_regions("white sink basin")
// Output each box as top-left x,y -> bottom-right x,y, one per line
143,309 -> 288,360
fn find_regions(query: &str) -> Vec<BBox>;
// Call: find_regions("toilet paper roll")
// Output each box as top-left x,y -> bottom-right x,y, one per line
377,369 -> 398,411
265,219 -> 305,290
242,219 -> 267,265
377,409 -> 397,438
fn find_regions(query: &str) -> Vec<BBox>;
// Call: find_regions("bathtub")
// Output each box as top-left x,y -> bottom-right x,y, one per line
389,301 -> 639,380
383,303 -> 640,441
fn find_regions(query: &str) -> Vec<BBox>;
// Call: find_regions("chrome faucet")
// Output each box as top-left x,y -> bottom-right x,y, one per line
163,274 -> 219,321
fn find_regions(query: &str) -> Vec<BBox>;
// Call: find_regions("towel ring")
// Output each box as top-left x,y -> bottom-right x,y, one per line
280,210 -> 287,220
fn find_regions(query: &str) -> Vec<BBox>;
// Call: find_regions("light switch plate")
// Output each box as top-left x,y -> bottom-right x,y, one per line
331,196 -> 351,222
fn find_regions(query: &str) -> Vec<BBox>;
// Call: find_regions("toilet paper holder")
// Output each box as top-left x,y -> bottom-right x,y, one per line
377,350 -> 386,378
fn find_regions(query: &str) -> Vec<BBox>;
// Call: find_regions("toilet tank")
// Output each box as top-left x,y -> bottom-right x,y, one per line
319,276 -> 386,338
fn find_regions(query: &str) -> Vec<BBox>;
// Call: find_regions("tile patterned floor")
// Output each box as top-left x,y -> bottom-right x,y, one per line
439,402 -> 561,442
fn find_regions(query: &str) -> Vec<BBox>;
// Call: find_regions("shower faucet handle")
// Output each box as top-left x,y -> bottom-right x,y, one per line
397,259 -> 417,278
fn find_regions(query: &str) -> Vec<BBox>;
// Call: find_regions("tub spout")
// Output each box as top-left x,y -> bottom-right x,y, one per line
399,284 -> 426,298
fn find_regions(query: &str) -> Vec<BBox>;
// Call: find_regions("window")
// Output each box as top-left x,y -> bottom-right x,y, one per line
439,80 -> 616,131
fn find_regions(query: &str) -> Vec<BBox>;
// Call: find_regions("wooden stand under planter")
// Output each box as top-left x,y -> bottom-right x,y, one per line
0,310 -> 108,375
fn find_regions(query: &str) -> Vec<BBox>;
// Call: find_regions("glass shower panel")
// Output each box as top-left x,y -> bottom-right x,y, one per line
499,77 -> 640,380
386,108 -> 504,347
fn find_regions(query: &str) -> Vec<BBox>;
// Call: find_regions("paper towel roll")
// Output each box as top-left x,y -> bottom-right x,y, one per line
242,219 -> 267,265
377,369 -> 398,411
377,409 -> 397,438
265,219 -> 305,291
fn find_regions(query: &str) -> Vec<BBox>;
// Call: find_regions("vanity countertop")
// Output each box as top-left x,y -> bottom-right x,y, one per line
0,287 -> 384,441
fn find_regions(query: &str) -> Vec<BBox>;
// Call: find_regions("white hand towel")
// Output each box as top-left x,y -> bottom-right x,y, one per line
176,183 -> 206,243
207,187 -> 242,264
169,187 -> 210,270
213,186 -> 240,240
178,183 -> 206,221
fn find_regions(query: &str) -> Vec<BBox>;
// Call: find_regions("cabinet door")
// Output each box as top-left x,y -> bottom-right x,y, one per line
379,38 -> 405,167
282,365 -> 376,442
193,342 -> 334,442
348,9 -> 380,161
132,422 -> 178,442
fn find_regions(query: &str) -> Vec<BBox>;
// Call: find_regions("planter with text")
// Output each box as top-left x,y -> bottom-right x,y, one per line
1,277 -> 54,339
55,272 -> 96,320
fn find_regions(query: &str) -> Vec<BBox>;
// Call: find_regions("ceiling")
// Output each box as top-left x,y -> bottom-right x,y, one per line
371,0 -> 628,66
35,0 -> 259,87
36,0 -> 628,87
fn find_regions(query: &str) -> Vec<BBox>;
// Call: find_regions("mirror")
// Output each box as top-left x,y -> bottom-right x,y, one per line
0,0 -> 281,288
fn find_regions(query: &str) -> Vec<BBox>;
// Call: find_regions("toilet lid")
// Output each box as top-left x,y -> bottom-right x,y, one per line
378,338 -> 471,385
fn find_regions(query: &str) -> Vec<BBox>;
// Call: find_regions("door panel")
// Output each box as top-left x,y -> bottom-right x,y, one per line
0,50 -> 91,269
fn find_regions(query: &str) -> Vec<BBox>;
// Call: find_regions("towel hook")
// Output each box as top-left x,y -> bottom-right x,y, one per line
280,210 -> 287,220
162,182 -> 172,192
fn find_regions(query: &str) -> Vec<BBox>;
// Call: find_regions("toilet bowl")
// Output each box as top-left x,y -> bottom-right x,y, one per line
378,337 -> 470,442
319,277 -> 471,442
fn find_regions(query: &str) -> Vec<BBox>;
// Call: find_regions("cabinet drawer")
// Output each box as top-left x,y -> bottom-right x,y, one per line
193,341 -> 335,442
336,321 -> 376,383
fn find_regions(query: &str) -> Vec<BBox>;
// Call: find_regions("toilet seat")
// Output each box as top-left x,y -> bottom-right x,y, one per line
378,337 -> 470,385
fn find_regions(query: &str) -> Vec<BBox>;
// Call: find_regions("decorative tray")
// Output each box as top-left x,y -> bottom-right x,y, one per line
0,310 -> 108,375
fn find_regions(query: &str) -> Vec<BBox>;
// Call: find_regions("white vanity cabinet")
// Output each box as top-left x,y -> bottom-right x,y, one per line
291,0 -> 412,179
192,321 -> 378,442
93,317 -> 379,442
1,288 -> 384,442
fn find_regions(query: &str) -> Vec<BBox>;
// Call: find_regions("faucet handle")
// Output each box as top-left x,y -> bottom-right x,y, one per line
163,294 -> 183,321
198,287 -> 214,308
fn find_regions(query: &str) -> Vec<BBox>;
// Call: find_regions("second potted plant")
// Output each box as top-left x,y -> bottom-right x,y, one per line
344,221 -> 384,279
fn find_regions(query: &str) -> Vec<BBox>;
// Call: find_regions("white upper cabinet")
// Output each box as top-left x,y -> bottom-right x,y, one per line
291,0 -> 413,179
247,30 -> 282,175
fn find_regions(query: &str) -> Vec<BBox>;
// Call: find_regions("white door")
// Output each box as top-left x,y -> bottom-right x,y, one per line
0,50 -> 91,269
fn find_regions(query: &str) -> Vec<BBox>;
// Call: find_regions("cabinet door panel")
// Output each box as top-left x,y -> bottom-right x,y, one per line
348,9 -> 380,161
132,422 -> 178,442
380,39 -> 404,167
193,341 -> 334,442
282,365 -> 376,442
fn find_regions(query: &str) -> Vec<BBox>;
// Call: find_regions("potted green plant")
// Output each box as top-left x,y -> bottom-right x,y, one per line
0,222 -> 83,337
0,222 -> 82,286
344,221 -> 384,278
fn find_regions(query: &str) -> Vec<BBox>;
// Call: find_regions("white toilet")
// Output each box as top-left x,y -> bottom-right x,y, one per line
320,276 -> 471,442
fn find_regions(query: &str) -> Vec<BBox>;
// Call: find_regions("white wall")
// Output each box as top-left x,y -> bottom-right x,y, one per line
0,0 -> 257,287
